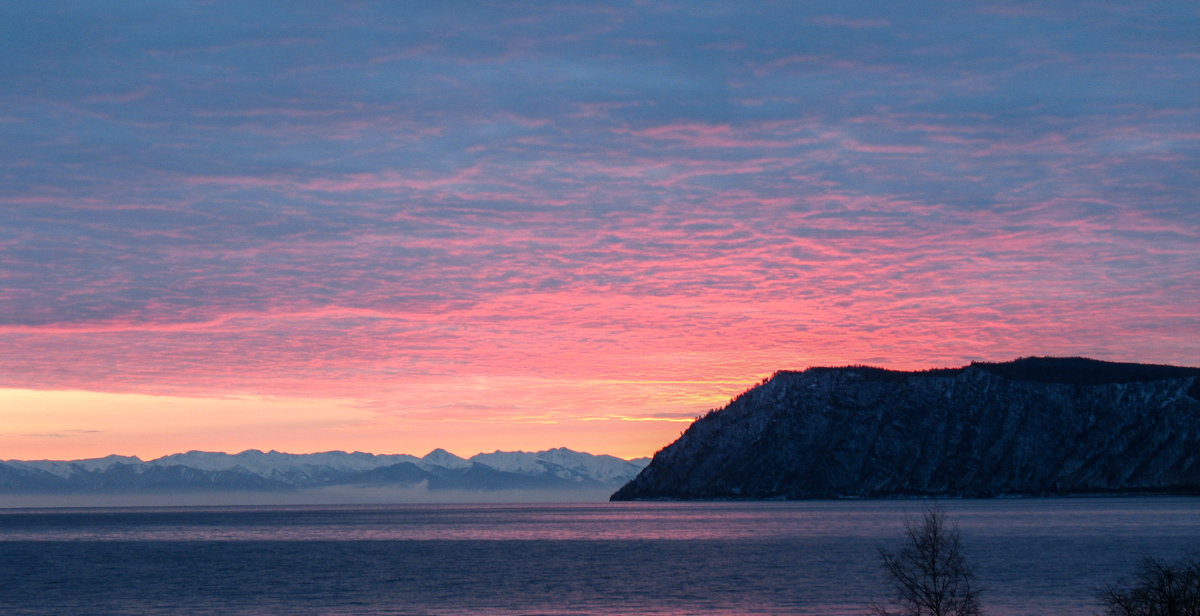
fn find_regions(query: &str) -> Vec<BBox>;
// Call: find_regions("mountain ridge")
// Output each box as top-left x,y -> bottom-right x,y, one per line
0,447 -> 650,496
612,357 -> 1200,501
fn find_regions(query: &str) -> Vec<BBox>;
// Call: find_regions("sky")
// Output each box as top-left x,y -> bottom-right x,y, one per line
1,1 -> 1197,461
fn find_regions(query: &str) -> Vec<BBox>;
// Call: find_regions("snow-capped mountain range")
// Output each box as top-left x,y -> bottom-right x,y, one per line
0,447 -> 650,496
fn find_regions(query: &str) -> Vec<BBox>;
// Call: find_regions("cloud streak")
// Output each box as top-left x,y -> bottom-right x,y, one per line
1,1 -> 1197,458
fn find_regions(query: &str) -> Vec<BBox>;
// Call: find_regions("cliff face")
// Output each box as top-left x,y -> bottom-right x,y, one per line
611,358 -> 1200,500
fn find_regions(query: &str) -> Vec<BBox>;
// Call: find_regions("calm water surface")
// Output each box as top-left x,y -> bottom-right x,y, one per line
1,497 -> 1198,615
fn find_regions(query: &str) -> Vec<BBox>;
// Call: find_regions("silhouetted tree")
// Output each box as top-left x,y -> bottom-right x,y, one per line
873,507 -> 983,616
1102,554 -> 1200,616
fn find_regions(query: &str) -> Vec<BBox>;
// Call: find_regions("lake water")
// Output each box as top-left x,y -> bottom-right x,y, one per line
1,497 -> 1197,615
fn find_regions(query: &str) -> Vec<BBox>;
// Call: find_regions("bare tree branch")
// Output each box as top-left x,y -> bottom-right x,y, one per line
873,507 -> 983,616
1102,554 -> 1200,616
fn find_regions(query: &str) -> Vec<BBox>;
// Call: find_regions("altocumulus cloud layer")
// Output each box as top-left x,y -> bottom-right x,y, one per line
1,2 -> 1197,433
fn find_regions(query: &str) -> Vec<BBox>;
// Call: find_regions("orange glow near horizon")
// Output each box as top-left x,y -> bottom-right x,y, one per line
0,383 -> 714,462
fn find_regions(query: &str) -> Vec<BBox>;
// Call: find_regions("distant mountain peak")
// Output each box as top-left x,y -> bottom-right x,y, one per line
421,448 -> 471,468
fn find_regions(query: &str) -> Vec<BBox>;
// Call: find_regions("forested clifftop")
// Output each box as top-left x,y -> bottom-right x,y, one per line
611,358 -> 1200,500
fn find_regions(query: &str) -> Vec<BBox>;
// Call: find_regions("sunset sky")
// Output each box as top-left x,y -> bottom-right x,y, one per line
2,2 -> 1197,461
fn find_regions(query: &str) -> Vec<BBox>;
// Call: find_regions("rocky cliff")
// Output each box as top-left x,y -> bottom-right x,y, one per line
611,357 -> 1200,500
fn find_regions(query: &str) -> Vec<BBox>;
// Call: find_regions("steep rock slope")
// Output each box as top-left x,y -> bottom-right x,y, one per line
611,358 -> 1200,500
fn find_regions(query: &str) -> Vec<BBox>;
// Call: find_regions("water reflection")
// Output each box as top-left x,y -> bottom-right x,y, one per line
1,498 -> 1197,615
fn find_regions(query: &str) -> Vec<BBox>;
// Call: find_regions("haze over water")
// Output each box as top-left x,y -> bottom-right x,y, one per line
3,497 -> 1198,615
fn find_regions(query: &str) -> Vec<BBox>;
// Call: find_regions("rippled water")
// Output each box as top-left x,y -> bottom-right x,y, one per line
1,497 -> 1197,615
